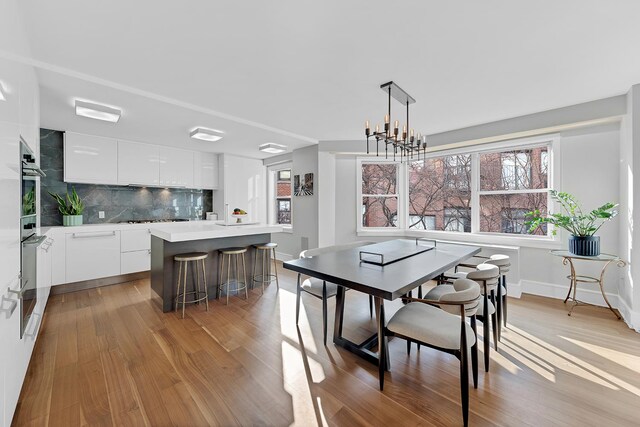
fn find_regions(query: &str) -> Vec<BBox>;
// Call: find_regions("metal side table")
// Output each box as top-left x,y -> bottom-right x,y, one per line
550,250 -> 626,319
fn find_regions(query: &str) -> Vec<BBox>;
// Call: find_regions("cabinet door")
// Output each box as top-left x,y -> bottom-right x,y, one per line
159,147 -> 194,188
121,228 -> 151,252
194,152 -> 218,189
121,250 -> 150,274
65,230 -> 121,283
118,140 -> 159,186
64,132 -> 118,184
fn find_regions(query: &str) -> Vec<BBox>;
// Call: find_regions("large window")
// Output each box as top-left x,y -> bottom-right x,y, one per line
408,155 -> 471,232
479,146 -> 549,235
274,168 -> 292,225
358,139 -> 553,239
361,163 -> 398,228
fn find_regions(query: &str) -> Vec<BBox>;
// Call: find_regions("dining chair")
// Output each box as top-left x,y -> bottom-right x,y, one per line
429,263 -> 500,371
295,241 -> 374,345
381,278 -> 481,427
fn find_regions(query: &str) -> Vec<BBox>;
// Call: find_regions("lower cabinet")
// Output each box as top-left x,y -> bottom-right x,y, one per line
121,250 -> 151,274
65,230 -> 121,283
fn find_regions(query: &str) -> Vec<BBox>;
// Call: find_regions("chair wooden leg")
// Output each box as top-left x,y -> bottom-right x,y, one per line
460,320 -> 470,427
483,293 -> 490,372
407,340 -> 411,355
369,295 -> 373,318
502,275 -> 508,327
322,282 -> 328,346
496,278 -> 503,341
295,273 -> 302,324
418,285 -> 423,299
490,290 -> 499,352
470,316 -> 478,389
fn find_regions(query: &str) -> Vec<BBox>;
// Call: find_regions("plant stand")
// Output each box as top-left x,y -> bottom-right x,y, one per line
550,250 -> 626,319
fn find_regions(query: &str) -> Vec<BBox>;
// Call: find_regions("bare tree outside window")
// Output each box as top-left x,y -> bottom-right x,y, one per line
408,155 -> 471,232
361,163 -> 398,227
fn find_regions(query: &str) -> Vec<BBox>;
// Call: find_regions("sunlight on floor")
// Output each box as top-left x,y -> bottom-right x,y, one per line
281,341 -> 328,427
561,336 -> 640,375
508,325 -> 640,396
278,287 -> 318,354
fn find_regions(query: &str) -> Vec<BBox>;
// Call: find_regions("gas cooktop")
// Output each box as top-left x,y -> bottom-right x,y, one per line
119,219 -> 190,224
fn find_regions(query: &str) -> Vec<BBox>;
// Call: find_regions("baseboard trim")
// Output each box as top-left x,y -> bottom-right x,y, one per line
51,271 -> 150,295
275,251 -> 294,262
520,279 -> 619,308
616,297 -> 640,332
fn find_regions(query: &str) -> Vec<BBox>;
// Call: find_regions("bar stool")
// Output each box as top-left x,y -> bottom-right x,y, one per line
174,252 -> 209,319
252,242 -> 279,293
218,247 -> 249,304
483,254 -> 511,336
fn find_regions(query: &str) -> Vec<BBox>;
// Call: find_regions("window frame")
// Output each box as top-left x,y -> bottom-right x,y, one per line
267,162 -> 293,231
357,135 -> 561,248
356,159 -> 405,232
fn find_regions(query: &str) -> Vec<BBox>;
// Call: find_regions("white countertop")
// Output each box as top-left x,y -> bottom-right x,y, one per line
149,222 -> 284,242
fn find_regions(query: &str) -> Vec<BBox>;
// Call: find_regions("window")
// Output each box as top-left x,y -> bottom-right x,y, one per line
479,146 -> 549,235
361,163 -> 398,228
271,167 -> 292,226
357,137 -> 554,239
408,155 -> 471,233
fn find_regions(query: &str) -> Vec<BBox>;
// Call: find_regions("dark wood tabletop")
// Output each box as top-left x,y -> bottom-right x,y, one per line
284,239 -> 481,300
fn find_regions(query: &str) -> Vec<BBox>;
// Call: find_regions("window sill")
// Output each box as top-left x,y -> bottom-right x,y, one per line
278,225 -> 293,234
357,228 -> 562,250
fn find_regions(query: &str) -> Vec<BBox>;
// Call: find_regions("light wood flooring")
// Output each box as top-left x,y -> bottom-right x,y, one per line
13,263 -> 640,426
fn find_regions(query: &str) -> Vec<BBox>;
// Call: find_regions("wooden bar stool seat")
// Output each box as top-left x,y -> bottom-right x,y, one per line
218,247 -> 249,304
252,242 -> 279,293
174,252 -> 209,319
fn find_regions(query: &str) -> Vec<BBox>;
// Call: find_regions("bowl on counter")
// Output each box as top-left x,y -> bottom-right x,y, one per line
230,213 -> 248,223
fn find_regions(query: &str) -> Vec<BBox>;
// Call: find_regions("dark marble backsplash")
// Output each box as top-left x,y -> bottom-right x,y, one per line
40,129 -> 213,226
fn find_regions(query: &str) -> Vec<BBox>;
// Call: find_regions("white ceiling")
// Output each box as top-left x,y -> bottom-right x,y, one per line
16,0 -> 640,157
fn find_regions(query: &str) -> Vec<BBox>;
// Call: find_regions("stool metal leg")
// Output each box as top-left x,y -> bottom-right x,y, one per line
253,248 -> 258,290
202,259 -> 209,312
226,253 -> 231,305
272,247 -> 279,289
242,253 -> 248,299
175,260 -> 183,314
182,261 -> 188,319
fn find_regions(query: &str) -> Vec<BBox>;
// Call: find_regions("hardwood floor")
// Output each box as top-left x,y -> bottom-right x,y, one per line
13,264 -> 640,426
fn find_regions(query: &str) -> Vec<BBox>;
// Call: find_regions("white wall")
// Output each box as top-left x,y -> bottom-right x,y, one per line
330,124 -> 627,313
271,145 -> 319,259
217,154 -> 266,224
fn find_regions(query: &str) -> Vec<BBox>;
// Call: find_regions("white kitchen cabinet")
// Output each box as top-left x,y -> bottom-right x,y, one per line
118,140 -> 160,186
121,250 -> 151,274
50,229 -> 66,286
65,230 -> 121,283
120,228 -> 151,274
193,152 -> 219,189
64,132 -> 118,184
159,147 -> 194,188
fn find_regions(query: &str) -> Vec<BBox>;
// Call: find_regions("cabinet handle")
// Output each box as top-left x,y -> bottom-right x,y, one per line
0,296 -> 18,319
7,278 -> 28,297
72,231 -> 116,238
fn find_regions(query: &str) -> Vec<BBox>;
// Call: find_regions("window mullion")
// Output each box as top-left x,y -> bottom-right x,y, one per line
471,153 -> 480,233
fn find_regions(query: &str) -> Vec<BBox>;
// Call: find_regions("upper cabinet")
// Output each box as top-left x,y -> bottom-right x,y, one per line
64,132 -> 118,184
193,152 -> 219,189
159,147 -> 193,188
118,140 -> 159,186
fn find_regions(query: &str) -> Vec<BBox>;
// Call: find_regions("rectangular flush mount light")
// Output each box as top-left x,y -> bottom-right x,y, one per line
190,127 -> 223,142
75,100 -> 121,123
259,143 -> 287,154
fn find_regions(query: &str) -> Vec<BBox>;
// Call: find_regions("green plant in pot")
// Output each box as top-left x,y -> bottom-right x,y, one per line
525,190 -> 618,256
48,187 -> 85,226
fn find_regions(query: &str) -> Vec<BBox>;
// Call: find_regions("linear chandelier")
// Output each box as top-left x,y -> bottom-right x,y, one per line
365,81 -> 427,162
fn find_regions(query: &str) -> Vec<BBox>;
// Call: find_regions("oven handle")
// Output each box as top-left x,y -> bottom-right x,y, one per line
23,235 -> 47,246
0,295 -> 18,319
7,277 -> 29,297
72,231 -> 117,238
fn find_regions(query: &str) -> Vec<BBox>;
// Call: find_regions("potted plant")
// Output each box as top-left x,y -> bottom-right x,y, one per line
525,190 -> 618,256
48,187 -> 85,226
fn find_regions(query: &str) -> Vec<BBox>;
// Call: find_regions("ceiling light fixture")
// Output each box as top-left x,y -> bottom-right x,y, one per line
364,81 -> 427,162
75,100 -> 121,123
190,127 -> 224,142
259,143 -> 287,154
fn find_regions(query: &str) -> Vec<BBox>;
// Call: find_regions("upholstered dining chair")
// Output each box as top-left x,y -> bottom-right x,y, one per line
457,253 -> 511,338
295,241 -> 374,345
381,278 -> 481,427
430,263 -> 500,371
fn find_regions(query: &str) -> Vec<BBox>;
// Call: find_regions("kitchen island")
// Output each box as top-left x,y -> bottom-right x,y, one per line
150,222 -> 283,312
